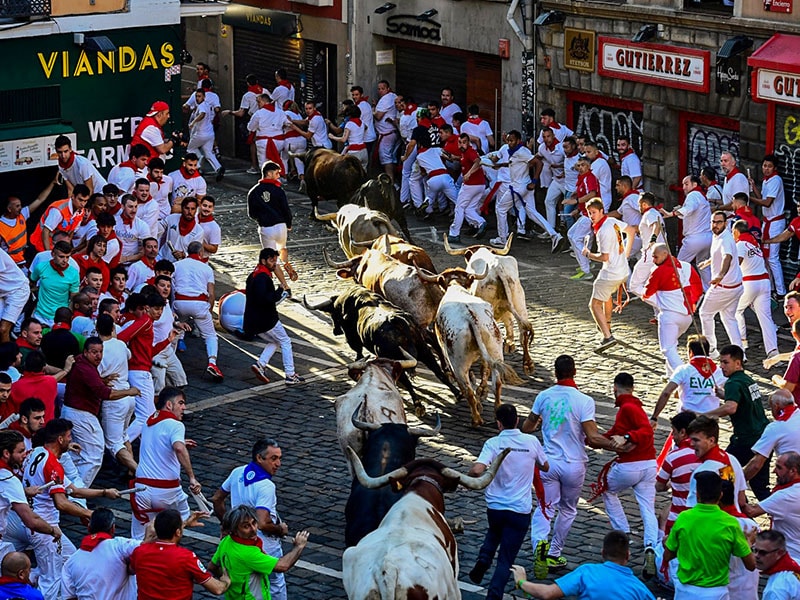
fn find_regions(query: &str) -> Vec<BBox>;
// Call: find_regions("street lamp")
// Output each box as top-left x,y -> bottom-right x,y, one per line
374,3 -> 395,14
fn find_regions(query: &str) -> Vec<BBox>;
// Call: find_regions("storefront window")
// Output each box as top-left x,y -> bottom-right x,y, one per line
683,0 -> 733,12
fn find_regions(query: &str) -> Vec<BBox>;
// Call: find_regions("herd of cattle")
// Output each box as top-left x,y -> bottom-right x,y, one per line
296,152 -> 534,599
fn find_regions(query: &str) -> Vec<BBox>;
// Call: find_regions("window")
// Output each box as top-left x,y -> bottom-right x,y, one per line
683,0 -> 733,14
0,86 -> 61,125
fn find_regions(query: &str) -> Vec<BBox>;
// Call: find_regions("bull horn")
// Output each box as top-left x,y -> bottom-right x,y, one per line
313,207 -> 337,222
413,262 -> 440,283
490,234 -> 513,256
470,265 -> 489,281
323,248 -> 353,269
302,294 -> 334,312
408,412 -> 441,438
441,448 -> 511,490
347,447 -> 407,489
397,348 -> 417,370
443,233 -> 468,256
348,358 -> 368,372
351,238 -> 378,248
351,404 -> 381,432
383,233 -> 391,255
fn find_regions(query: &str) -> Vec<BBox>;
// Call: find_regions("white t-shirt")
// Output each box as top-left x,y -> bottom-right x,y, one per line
736,240 -> 768,278
269,83 -> 294,109
221,464 -> 279,545
138,125 -> 166,155
239,91 -> 260,116
415,146 -> 447,174
679,189 -> 713,237
62,536 -> 140,600
751,411 -> 800,459
158,215 -> 205,263
149,176 -> 174,220
344,120 -> 366,148
108,164 -> 146,195
508,145 -> 533,185
99,338 -> 130,391
536,142 -> 565,188
639,207 -> 665,253
591,157 -> 613,210
710,228 -> 742,286
460,118 -> 493,154
307,114 -> 332,149
126,259 -> 155,293
102,238 -> 122,266
760,483 -> 800,559
357,100 -> 376,142
137,417 -> 185,481
618,191 -> 643,229
0,466 -> 27,534
153,303 -> 174,346
173,257 -> 214,298
686,452 -> 747,512
199,220 -> 221,248
184,91 -> 220,111
189,101 -> 215,139
136,199 -> 160,239
59,154 -> 107,192
399,112 -> 416,142
247,106 -> 287,138
532,383 -> 595,463
114,217 -> 150,260
761,174 -> 786,221
374,92 -> 397,135
764,570 -> 800,599
723,171 -> 749,205
23,446 -> 71,525
168,170 -> 207,202
0,247 -> 29,289
620,151 -> 642,180
596,216 -> 630,281
477,429 -> 546,513
440,102 -> 462,126
669,361 -> 726,413
563,152 -> 579,193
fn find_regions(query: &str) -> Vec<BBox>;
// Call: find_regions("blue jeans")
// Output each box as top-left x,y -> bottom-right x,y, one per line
477,508 -> 531,600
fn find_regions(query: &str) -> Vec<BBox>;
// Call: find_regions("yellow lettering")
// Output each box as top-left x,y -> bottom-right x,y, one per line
160,42 -> 174,68
785,115 -> 800,146
97,51 -> 114,74
73,51 -> 94,77
139,45 -> 158,71
37,52 -> 58,79
119,46 -> 136,72
62,50 -> 69,78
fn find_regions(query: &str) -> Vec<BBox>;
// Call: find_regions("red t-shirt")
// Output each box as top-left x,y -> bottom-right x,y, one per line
74,254 -> 110,292
9,372 -> 57,422
130,542 -> 212,600
460,146 -> 486,186
783,348 -> 800,407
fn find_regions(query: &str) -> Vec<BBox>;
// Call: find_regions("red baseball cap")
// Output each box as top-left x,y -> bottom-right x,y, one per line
146,101 -> 170,116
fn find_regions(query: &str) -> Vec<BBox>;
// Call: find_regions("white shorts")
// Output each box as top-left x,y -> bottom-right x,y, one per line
378,131 -> 399,165
259,224 -> 288,251
130,485 -> 190,540
592,276 -> 627,302
0,280 -> 29,324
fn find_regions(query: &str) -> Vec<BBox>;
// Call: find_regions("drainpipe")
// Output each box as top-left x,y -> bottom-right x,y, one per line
346,0 -> 354,88
507,0 -> 535,139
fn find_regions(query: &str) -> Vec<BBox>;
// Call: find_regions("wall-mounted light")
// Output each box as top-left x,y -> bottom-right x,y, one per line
417,8 -> 437,20
374,2 -> 396,14
533,10 -> 565,27
632,24 -> 658,43
717,35 -> 753,60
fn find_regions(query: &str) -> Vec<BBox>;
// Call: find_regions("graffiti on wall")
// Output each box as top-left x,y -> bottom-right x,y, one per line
686,123 -> 739,182
572,101 -> 642,161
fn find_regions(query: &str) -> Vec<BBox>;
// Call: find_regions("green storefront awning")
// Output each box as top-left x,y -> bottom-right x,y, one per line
0,122 -> 75,143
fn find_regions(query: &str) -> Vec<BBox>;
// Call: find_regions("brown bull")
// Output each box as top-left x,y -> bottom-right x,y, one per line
352,234 -> 437,273
304,147 -> 367,211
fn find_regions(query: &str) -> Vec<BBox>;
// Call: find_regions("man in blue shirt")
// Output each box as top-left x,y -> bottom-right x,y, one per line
510,530 -> 655,600
0,552 -> 43,600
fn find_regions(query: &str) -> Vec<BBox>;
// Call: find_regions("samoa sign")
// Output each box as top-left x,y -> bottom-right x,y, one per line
385,14 -> 442,42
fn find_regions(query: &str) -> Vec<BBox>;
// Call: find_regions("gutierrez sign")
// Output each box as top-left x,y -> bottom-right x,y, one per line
598,37 -> 710,93
754,69 -> 800,107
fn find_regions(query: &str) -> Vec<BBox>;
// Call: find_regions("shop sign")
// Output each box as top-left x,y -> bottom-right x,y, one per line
716,57 -> 743,96
755,68 -> 800,107
0,133 -> 77,174
598,37 -> 710,93
764,0 -> 792,13
222,5 -> 298,36
564,28 -> 595,73
385,14 -> 441,42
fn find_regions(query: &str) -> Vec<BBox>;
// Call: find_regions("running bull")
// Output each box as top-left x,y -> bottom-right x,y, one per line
352,173 -> 414,242
303,147 -> 367,211
313,205 -> 398,259
352,234 -> 437,274
342,447 -> 510,600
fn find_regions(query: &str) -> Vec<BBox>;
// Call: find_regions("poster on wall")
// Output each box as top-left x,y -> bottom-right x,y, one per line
0,133 -> 78,174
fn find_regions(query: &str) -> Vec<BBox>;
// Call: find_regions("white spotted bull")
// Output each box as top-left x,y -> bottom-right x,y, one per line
342,447 -> 510,600
315,205 -> 398,259
352,233 -> 437,274
443,233 -> 535,374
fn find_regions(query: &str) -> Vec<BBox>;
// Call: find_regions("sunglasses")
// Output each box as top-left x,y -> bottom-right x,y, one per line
751,547 -> 780,556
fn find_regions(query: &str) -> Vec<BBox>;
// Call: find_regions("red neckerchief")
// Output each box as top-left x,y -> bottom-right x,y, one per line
16,338 -> 35,350
277,80 -> 292,90
146,409 -> 179,426
119,159 -> 138,172
738,231 -> 759,246
73,309 -> 90,319
80,532 -> 113,551
0,459 -> 12,472
557,378 -> 578,388
689,356 -> 717,377
403,103 -> 418,116
107,203 -> 122,216
550,122 -> 562,130
179,166 -> 200,180
726,167 -> 742,182
50,259 -> 67,276
108,288 -> 124,302
121,213 -> 133,226
259,177 -> 282,187
614,393 -> 642,409
467,115 -> 483,124
773,477 -> 800,494
565,149 -> 578,158
198,73 -> 209,82
178,217 -> 196,237
703,445 -> 730,465
720,504 -> 747,519
261,103 -> 275,113
689,185 -> 707,198
231,534 -> 264,549
306,108 -> 318,119
544,139 -> 557,152
52,322 -> 70,331
282,101 -> 294,111
349,117 -> 362,127
188,253 -> 203,262
7,420 -> 30,438
138,195 -> 152,205
737,206 -> 756,220
141,256 -> 156,269
619,148 -> 634,160
591,215 -> 608,234
763,552 -> 800,576
707,179 -> 718,187
146,173 -> 161,185
247,84 -> 263,95
0,576 -> 25,586
198,214 -> 214,224
58,151 -> 76,169
677,437 -> 693,450
776,404 -> 797,422
432,116 -> 446,128
251,264 -> 273,278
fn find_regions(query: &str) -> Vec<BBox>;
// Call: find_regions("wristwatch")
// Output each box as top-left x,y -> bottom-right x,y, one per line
623,434 -> 632,443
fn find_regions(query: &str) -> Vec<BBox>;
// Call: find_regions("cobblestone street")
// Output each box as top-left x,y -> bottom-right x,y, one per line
77,165 -> 789,599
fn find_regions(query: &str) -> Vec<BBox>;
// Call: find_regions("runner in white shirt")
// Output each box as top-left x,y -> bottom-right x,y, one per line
281,102 -> 308,187
662,175 -> 713,288
132,179 -> 160,238
168,154 -> 207,207
721,150 -> 749,207
373,80 -> 399,181
460,104 -> 494,154
534,128 -> 566,230
537,109 -> 573,144
733,220 -> 778,358
439,87 -> 462,126
107,147 -> 149,195
186,89 -> 223,178
211,438 -> 288,600
522,355 -> 621,573
55,135 -> 107,194
150,277 -> 187,394
61,507 -> 142,600
584,198 -> 635,352
753,530 -> 800,598
350,86 -> 376,146
130,388 -> 198,539
114,196 -> 150,265
247,94 -> 288,172
330,105 -> 368,170
616,136 -> 642,189
743,391 -> 800,482
221,74 -> 264,174
183,81 -> 220,114
158,199 -> 205,264
126,239 -> 158,293
628,192 -> 664,297
294,101 -> 332,150
610,177 -> 644,261
699,210 -> 744,356
0,248 -> 31,343
750,154 -> 787,297
584,142 -> 613,211
560,137 -> 580,228
198,197 -> 222,255
685,418 -> 747,513
269,69 -> 295,109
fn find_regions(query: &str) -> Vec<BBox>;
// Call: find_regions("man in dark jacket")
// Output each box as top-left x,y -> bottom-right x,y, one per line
247,161 -> 297,290
244,248 -> 305,385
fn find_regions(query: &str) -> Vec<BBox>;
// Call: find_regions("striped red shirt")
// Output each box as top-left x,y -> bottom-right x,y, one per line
656,438 -> 700,534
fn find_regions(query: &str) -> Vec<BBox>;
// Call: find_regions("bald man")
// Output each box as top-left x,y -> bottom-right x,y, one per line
742,390 -> 800,482
0,552 -> 43,599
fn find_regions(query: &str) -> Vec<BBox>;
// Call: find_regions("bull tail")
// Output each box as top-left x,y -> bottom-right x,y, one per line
466,315 -> 522,391
377,561 -> 402,600
492,360 -> 523,386
500,277 -> 534,351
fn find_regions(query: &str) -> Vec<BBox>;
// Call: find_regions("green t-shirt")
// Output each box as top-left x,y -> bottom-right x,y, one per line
724,370 -> 768,446
664,503 -> 751,587
212,536 -> 279,600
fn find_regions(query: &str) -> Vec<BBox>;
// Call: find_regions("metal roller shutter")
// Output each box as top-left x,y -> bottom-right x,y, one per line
395,47 -> 467,108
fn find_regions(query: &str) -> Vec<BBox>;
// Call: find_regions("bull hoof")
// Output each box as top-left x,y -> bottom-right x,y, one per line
471,417 -> 485,428
414,404 -> 427,418
523,361 -> 535,376
503,342 -> 515,354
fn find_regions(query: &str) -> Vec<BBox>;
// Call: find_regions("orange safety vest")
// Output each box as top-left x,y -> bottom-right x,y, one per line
29,199 -> 83,251
0,214 -> 28,264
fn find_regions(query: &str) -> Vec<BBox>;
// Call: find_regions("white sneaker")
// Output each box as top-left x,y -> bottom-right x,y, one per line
551,233 -> 563,253
766,349 -> 780,360
741,338 -> 749,350
489,237 -> 507,248
709,349 -> 720,360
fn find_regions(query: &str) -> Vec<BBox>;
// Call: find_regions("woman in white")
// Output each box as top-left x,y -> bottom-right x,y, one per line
281,101 -> 308,189
329,104 -> 368,170
186,89 -> 223,178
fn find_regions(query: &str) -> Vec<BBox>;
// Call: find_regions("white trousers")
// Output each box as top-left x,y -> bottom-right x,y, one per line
425,174 -> 458,211
568,216 -> 592,274
173,300 -> 219,361
401,146 -> 421,206
602,461 -> 658,548
449,184 -> 486,236
658,311 -> 693,377
33,529 -> 75,600
530,459 -> 587,557
263,536 -> 286,600
151,345 -> 187,394
629,253 -> 655,297
678,233 -> 712,289
258,322 -> 295,376
495,186 -> 528,242
59,452 -> 86,497
764,218 -> 786,295
0,280 -> 29,325
255,139 -> 286,172
130,485 -> 190,540
674,581 -> 729,600
187,133 -> 221,172
126,369 -> 155,443
101,396 -> 135,455
736,278 -> 778,354
282,137 -> 307,176
60,406 -> 104,487
699,284 -> 744,354
544,179 -> 565,229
